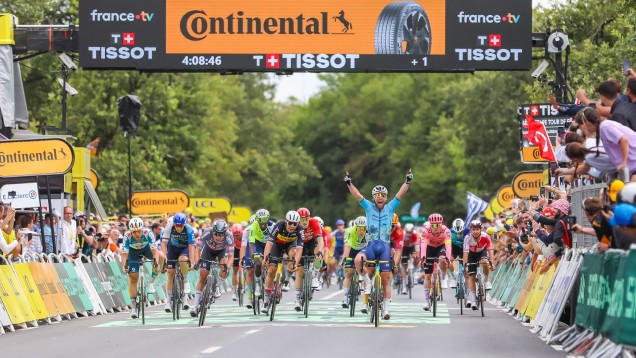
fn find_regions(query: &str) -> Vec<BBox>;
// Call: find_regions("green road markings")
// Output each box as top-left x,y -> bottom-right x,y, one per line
93,300 -> 451,328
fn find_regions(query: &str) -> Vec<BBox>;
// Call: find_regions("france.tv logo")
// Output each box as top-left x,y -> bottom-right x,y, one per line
90,10 -> 155,22
457,11 -> 521,24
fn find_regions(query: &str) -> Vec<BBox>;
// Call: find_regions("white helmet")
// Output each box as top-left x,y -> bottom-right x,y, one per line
314,216 -> 324,228
348,220 -> 355,227
255,209 -> 270,221
285,210 -> 300,223
452,218 -> 465,233
354,216 -> 367,227
371,185 -> 388,197
129,218 -> 144,231
404,223 -> 414,233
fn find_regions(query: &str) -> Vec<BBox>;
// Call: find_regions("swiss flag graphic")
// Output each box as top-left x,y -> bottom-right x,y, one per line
122,33 -> 135,46
525,115 -> 555,162
265,54 -> 280,69
530,105 -> 539,116
488,34 -> 501,47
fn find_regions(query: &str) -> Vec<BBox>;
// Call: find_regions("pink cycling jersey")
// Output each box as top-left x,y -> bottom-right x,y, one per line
420,225 -> 452,261
463,232 -> 492,253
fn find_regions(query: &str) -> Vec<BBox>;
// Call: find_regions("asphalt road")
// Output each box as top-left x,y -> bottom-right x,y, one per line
1,278 -> 565,358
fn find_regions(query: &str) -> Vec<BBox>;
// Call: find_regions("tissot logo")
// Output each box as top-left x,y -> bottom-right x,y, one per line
179,9 -> 333,41
457,11 -> 521,24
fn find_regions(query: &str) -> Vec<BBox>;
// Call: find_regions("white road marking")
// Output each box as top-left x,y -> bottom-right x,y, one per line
245,329 -> 261,335
202,346 -> 222,354
320,290 -> 344,300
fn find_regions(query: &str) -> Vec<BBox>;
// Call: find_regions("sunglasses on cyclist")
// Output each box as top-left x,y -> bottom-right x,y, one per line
257,217 -> 269,223
174,223 -> 184,228
287,221 -> 299,227
213,232 -> 225,237
373,193 -> 387,199
430,223 -> 440,228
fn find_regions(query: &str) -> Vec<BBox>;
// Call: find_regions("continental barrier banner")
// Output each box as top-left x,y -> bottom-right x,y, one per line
575,250 -> 636,347
79,0 -> 531,72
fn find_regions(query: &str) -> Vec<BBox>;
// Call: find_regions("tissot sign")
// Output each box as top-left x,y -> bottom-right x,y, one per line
79,0 -> 531,72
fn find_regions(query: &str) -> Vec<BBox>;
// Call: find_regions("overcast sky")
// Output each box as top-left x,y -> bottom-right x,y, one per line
273,0 -> 555,103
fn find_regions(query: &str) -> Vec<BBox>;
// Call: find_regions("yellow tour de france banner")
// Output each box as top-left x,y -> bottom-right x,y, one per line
496,184 -> 515,208
13,263 -> 50,320
0,265 -> 36,324
511,171 -> 543,198
228,206 -> 252,223
483,206 -> 494,220
490,197 -> 504,215
130,190 -> 190,215
0,138 -> 75,177
189,197 -> 233,216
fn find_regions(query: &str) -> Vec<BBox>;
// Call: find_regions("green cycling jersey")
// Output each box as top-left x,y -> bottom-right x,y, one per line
451,231 -> 464,248
248,221 -> 266,243
345,226 -> 368,251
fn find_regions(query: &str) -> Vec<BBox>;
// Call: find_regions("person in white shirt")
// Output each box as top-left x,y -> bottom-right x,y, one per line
57,206 -> 77,255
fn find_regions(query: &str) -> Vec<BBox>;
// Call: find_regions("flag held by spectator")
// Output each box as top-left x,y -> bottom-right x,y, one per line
410,202 -> 421,219
465,191 -> 488,225
525,115 -> 556,161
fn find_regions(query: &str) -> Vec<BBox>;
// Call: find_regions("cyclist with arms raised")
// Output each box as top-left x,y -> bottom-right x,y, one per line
344,168 -> 413,320
463,220 -> 495,310
420,213 -> 452,311
121,218 -> 157,319
162,212 -> 196,313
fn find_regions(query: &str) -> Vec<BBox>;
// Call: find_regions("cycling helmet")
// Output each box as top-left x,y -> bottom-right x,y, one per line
128,218 -> 144,231
231,223 -> 243,236
173,213 -> 187,225
452,218 -> 465,233
348,220 -> 355,227
404,223 -> 414,233
428,213 -> 443,224
469,219 -> 482,229
286,210 -> 301,223
372,185 -> 388,197
248,214 -> 257,225
212,219 -> 228,234
336,219 -> 345,226
315,216 -> 324,228
255,209 -> 270,222
354,216 -> 367,227
297,208 -> 311,218
392,213 -> 399,225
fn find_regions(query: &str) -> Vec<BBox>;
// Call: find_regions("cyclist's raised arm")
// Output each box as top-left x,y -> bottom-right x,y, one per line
395,168 -> 413,201
344,172 -> 364,202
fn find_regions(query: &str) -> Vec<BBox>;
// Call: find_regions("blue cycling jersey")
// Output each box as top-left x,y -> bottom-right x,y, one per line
162,222 -> 196,248
359,197 -> 401,243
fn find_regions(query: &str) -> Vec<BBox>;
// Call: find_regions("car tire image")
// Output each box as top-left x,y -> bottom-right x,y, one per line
374,1 -> 432,55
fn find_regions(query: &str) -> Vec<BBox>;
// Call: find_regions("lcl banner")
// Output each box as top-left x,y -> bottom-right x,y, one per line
79,0 -> 531,72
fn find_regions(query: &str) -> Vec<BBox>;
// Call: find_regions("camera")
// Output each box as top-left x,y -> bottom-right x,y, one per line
529,195 -> 539,201
547,31 -> 569,54
59,52 -> 78,71
526,221 -> 533,234
567,216 -> 577,225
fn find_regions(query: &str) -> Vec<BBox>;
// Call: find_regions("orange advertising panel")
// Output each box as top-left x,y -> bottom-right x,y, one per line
131,190 -> 190,215
497,185 -> 515,208
511,171 -> 544,198
166,0 -> 446,55
521,146 -> 550,163
0,139 -> 75,177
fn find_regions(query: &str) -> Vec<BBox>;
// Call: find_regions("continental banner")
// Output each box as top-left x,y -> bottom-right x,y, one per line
575,251 -> 636,346
13,263 -> 50,320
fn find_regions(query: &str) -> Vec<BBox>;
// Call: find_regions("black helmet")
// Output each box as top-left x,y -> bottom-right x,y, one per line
212,219 -> 228,235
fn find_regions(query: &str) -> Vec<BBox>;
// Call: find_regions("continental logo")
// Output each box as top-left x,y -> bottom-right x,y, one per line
512,171 -> 544,198
180,9 -> 352,40
0,148 -> 68,166
130,190 -> 190,215
131,197 -> 185,207
497,185 -> 514,208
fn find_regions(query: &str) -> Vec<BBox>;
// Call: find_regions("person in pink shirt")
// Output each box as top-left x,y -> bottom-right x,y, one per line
419,213 -> 452,311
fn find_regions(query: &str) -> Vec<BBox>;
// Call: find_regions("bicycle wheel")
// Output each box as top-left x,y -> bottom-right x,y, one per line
478,275 -> 485,317
199,276 -> 212,327
139,278 -> 146,325
349,278 -> 357,317
432,274 -> 437,318
172,274 -> 180,321
238,271 -> 244,307
270,275 -> 280,322
458,274 -> 464,315
373,274 -> 381,327
303,271 -> 310,318
407,268 -> 413,299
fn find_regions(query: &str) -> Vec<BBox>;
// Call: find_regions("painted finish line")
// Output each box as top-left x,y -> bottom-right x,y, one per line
93,300 -> 453,328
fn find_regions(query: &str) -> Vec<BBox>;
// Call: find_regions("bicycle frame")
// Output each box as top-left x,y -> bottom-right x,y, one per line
365,259 -> 388,328
198,259 -> 225,326
268,257 -> 295,322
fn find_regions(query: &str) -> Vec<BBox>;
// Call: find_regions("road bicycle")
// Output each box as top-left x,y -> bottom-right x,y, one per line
299,255 -> 317,318
251,254 -> 264,315
365,258 -> 389,328
427,257 -> 444,318
348,269 -> 361,317
198,259 -> 226,326
267,256 -> 295,322
168,259 -> 190,321
454,258 -> 467,315
465,260 -> 492,317
129,257 -> 155,325
236,267 -> 245,307
402,254 -> 415,299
